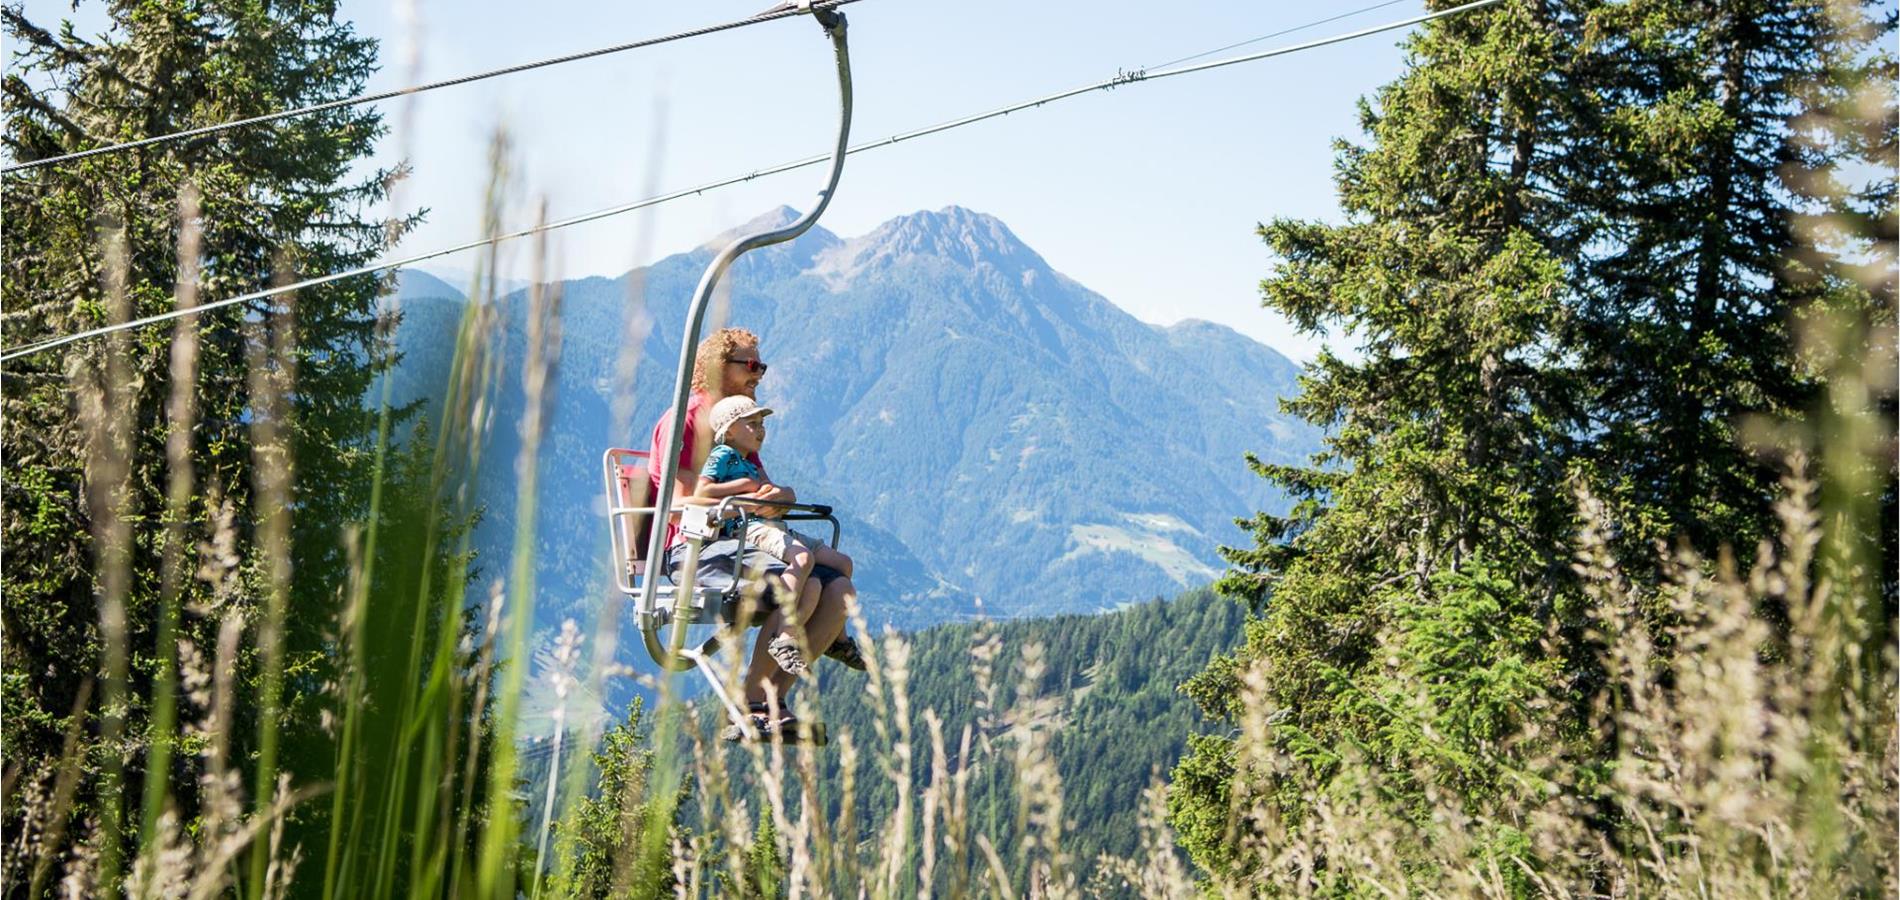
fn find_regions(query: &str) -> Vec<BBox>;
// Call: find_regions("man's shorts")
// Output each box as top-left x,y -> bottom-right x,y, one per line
664,538 -> 786,594
663,536 -> 850,595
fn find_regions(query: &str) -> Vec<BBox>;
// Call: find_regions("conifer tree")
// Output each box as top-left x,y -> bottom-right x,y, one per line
1171,0 -> 1894,883
1570,0 -> 1893,564
1170,0 -> 1583,875
741,811 -> 787,899
1,0 -> 413,888
547,700 -> 679,899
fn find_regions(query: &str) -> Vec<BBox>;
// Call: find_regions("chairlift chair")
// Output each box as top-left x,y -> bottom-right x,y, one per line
601,3 -> 853,744
602,448 -> 842,742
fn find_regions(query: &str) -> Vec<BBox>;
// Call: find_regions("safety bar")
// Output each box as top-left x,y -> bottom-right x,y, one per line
710,496 -> 842,552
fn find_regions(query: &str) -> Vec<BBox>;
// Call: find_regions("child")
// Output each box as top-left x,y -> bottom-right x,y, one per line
696,395 -> 855,675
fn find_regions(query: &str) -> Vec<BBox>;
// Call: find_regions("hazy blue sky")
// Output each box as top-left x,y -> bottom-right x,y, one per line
20,0 -> 1443,360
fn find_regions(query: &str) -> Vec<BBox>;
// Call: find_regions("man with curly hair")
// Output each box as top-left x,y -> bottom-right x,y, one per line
645,327 -> 865,738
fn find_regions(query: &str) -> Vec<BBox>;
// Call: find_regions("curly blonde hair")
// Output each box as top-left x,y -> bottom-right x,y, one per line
691,327 -> 760,394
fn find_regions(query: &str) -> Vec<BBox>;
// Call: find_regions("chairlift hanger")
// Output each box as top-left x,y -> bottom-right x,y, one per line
601,2 -> 851,745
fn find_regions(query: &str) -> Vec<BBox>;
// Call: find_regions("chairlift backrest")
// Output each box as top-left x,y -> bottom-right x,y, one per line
602,447 -> 657,595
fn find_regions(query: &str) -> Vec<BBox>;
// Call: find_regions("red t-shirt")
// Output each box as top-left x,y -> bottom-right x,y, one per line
646,390 -> 765,548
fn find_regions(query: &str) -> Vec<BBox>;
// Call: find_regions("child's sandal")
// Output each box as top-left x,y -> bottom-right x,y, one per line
767,632 -> 809,676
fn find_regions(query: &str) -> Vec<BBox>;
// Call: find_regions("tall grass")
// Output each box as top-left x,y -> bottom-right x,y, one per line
5,119 -> 563,896
18,253 -> 1893,900
134,181 -> 203,887
14,193 -> 1891,900
1197,452 -> 1891,898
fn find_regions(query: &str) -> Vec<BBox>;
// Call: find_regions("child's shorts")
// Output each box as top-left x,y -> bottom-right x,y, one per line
744,519 -> 824,563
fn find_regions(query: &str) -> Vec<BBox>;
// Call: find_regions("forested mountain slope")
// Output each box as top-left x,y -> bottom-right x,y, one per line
790,586 -> 1245,891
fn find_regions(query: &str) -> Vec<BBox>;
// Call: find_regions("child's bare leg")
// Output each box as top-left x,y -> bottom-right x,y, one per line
761,573 -> 824,683
752,524 -> 810,620
775,547 -> 816,629
771,543 -> 817,611
758,542 -> 822,681
770,570 -> 798,620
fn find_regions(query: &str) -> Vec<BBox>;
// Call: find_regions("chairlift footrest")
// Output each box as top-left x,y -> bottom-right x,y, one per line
768,721 -> 828,746
724,719 -> 829,746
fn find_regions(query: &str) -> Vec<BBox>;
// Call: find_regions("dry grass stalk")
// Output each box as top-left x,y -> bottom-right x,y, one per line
1088,780 -> 1193,898
790,722 -> 832,894
17,681 -> 95,899
182,779 -> 327,900
608,94 -> 668,443
531,618 -> 586,898
135,182 -> 205,869
831,730 -> 860,895
918,709 -> 948,898
261,774 -> 302,900
877,631 -> 916,898
127,807 -> 191,899
480,192 -> 565,896
945,721 -> 977,896
75,218 -> 136,890
672,830 -> 700,899
444,578 -> 506,900
58,818 -> 99,900
1008,641 -> 1074,899
976,832 -> 1018,900
683,719 -> 743,894
241,257 -> 299,895
526,95 -> 673,900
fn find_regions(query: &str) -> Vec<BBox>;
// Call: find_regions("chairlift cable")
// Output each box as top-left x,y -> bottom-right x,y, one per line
0,0 -> 867,175
0,0 -> 1505,366
1141,0 -> 1413,72
815,0 -> 1505,170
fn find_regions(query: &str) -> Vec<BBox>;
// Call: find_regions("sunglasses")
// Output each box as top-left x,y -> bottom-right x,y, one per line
727,358 -> 769,375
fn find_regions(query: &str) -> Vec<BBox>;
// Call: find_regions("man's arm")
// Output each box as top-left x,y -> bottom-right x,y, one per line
752,462 -> 796,503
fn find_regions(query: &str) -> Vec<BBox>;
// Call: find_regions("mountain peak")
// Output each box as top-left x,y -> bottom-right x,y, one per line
743,204 -> 804,232
893,204 -> 1003,231
873,206 -> 1037,262
703,205 -> 840,254
811,205 -> 1048,286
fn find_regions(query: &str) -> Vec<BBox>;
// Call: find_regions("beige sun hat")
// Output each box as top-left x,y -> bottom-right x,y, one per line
709,394 -> 774,443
